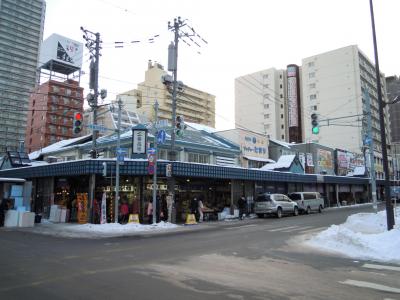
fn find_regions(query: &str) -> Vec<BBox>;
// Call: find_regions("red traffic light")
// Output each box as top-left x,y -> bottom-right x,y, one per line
75,112 -> 83,120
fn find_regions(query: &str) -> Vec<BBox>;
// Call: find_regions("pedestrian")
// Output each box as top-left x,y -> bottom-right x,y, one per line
147,199 -> 153,224
161,195 -> 168,222
198,197 -> 204,223
0,198 -> 9,227
238,196 -> 246,220
120,201 -> 129,224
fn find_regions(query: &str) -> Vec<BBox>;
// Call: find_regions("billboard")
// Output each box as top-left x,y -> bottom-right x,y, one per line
239,131 -> 268,159
336,150 -> 365,176
39,33 -> 83,71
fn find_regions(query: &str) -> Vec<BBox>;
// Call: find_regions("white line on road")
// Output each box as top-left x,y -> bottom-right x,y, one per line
362,263 -> 400,272
280,226 -> 313,232
300,227 -> 326,234
268,226 -> 299,232
339,280 -> 400,294
224,224 -> 258,230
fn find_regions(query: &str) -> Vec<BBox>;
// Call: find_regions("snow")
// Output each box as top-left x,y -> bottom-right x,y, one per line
260,154 -> 296,170
186,122 -> 217,133
26,220 -> 179,238
304,208 -> 400,264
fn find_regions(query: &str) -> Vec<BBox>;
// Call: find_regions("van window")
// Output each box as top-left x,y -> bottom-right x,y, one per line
304,193 -> 316,200
288,193 -> 301,200
255,194 -> 271,202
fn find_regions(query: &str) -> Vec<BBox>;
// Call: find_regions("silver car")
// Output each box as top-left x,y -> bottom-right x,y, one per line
254,193 -> 299,218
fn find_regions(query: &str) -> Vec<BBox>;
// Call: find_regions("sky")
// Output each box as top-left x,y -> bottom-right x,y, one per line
43,0 -> 400,130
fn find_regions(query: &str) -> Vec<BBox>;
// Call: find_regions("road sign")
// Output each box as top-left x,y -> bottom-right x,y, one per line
148,154 -> 156,163
148,148 -> 156,155
116,148 -> 127,164
87,124 -> 109,132
157,130 -> 166,144
148,164 -> 154,175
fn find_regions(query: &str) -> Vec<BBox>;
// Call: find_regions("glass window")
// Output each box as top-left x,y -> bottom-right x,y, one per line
310,94 -> 317,100
309,83 -> 316,89
309,72 -> 315,78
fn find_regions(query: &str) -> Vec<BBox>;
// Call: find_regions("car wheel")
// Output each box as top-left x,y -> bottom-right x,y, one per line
256,213 -> 264,218
306,206 -> 311,214
293,206 -> 299,216
276,207 -> 282,218
318,205 -> 323,213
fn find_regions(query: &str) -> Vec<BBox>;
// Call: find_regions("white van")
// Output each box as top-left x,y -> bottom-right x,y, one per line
287,192 -> 324,214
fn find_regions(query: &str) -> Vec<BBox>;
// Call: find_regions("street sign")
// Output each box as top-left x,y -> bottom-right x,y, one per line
148,164 -> 154,175
148,154 -> 156,163
87,124 -> 109,132
116,148 -> 127,164
148,148 -> 156,155
157,130 -> 166,144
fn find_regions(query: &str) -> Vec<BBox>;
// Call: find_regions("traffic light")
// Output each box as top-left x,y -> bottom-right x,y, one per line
311,113 -> 319,134
73,112 -> 83,134
176,115 -> 187,137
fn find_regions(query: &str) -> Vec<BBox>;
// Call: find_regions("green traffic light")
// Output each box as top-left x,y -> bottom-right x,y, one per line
312,127 -> 319,134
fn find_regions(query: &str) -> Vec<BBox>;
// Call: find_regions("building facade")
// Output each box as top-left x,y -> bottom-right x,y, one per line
386,75 -> 400,180
25,79 -> 84,153
0,0 -> 46,154
120,61 -> 216,127
235,68 -> 287,141
301,45 -> 391,179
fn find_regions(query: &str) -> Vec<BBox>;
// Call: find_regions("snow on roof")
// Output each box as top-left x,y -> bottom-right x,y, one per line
260,155 -> 296,170
186,122 -> 217,133
29,135 -> 91,160
269,138 -> 292,149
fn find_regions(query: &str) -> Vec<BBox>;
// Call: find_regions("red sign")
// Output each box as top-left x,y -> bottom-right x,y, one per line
148,164 -> 154,175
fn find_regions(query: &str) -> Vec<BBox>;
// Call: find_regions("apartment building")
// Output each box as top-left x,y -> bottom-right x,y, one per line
235,68 -> 287,141
301,45 -> 391,179
120,61 -> 216,127
25,79 -> 84,153
0,0 -> 46,154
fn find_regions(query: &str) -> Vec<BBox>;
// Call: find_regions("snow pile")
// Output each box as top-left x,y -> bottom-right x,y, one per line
305,208 -> 400,263
31,221 -> 179,238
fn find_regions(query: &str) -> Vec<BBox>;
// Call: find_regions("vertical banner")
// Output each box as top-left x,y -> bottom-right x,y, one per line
100,192 -> 107,224
77,193 -> 88,224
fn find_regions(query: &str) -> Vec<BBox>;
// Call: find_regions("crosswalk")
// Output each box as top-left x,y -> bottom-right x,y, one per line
225,223 -> 327,235
339,263 -> 400,296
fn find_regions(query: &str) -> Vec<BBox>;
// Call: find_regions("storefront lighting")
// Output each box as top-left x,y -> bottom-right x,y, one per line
186,179 -> 190,182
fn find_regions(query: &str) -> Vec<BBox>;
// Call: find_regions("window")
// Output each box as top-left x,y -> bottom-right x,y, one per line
264,114 -> 270,119
309,83 -> 316,89
65,88 -> 72,96
280,114 -> 284,119
263,94 -> 269,99
264,104 -> 269,109
188,153 -> 209,164
263,74 -> 268,79
313,105 -> 317,110
279,74 -> 282,79
310,94 -> 317,100
308,61 -> 315,67
280,84 -> 283,89
263,84 -> 269,89
309,72 -> 315,78
52,86 -> 60,93
280,94 -> 283,99
281,124 -> 284,129
281,134 -> 284,139
280,104 -> 283,109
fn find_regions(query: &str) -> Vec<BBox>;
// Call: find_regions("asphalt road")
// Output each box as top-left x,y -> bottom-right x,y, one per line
1,204 -> 399,300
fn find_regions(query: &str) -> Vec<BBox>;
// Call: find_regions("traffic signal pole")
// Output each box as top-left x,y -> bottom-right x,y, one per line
114,97 -> 122,223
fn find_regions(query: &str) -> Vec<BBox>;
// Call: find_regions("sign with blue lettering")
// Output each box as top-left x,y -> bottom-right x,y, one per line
157,130 -> 166,144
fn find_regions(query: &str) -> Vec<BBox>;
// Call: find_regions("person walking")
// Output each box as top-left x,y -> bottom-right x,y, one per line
120,201 -> 129,224
190,197 -> 198,220
238,196 -> 246,220
0,199 -> 9,227
147,199 -> 153,224
198,197 -> 204,223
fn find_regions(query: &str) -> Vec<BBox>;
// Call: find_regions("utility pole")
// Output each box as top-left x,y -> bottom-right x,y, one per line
114,97 -> 122,223
81,27 -> 102,223
369,0 -> 395,230
152,100 -> 159,224
364,88 -> 378,210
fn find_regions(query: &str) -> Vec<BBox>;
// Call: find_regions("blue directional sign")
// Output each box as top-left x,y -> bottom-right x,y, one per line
148,148 -> 156,155
157,130 -> 166,144
116,148 -> 127,163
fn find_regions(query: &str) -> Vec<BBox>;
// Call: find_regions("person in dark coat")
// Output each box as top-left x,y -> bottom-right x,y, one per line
238,196 -> 246,220
190,197 -> 198,215
0,199 -> 10,227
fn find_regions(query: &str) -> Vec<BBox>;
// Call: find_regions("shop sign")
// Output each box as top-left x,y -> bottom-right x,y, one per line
239,131 -> 268,159
77,193 -> 88,224
317,149 -> 333,169
166,164 -> 172,177
146,184 -> 168,190
132,129 -> 147,154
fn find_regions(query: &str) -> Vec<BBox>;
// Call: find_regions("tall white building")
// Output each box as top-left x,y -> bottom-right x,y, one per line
301,45 -> 391,179
235,68 -> 287,141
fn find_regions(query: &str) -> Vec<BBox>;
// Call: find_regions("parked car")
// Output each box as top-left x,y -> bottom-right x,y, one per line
254,193 -> 299,218
287,192 -> 324,214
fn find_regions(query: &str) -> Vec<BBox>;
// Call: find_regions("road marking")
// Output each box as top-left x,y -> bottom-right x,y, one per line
300,227 -> 326,234
280,226 -> 313,232
339,280 -> 400,294
224,224 -> 258,230
362,263 -> 400,272
268,226 -> 299,232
